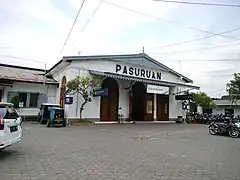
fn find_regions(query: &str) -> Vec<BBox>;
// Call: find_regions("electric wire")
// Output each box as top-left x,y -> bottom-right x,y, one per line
152,0 -> 240,8
70,0 -> 104,46
102,0 -> 238,40
58,0 -> 87,58
156,27 -> 240,49
156,42 -> 240,55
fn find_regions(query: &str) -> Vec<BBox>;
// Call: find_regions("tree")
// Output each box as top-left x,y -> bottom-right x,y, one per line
227,73 -> 240,104
67,75 -> 103,120
189,92 -> 216,111
11,95 -> 22,108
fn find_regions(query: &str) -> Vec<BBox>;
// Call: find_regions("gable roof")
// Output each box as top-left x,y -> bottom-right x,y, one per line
0,63 -> 58,85
47,53 -> 193,83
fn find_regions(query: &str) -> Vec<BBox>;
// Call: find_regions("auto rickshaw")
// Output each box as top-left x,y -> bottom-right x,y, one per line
37,103 -> 66,127
47,106 -> 66,127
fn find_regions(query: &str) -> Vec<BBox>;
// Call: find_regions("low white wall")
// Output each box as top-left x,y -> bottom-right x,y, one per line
16,108 -> 40,116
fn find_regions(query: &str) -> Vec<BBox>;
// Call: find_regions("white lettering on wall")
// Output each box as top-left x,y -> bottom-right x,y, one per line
116,64 -> 161,80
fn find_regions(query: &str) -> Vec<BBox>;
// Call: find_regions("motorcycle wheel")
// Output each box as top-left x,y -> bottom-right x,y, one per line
209,126 -> 217,135
229,129 -> 239,138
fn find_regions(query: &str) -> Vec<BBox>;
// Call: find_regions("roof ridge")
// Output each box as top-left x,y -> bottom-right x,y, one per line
0,63 -> 46,72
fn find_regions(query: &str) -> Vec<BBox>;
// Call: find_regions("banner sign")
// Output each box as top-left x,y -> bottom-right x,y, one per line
175,94 -> 193,101
93,88 -> 108,97
147,85 -> 169,94
65,97 -> 73,105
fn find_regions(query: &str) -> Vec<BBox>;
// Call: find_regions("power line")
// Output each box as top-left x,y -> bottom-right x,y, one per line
102,0 -> 238,40
80,0 -> 103,34
58,0 -> 87,57
0,55 -> 46,64
152,0 -> 240,8
156,27 -> 240,49
70,0 -> 104,46
156,42 -> 240,55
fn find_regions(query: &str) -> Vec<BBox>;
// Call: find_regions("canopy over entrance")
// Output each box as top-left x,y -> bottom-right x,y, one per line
89,70 -> 200,89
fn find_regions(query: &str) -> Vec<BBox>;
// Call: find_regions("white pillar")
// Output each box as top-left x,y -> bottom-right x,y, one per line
154,94 -> 157,121
197,106 -> 203,114
169,86 -> 182,120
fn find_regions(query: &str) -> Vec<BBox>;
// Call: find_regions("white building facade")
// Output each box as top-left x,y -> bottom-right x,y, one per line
213,98 -> 240,117
47,53 -> 199,121
0,63 -> 58,117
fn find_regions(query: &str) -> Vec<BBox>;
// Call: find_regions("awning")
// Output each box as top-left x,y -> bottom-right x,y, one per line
89,70 -> 200,89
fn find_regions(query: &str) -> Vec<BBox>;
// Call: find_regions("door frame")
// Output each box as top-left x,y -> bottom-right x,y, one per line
157,94 -> 169,121
100,78 -> 119,121
145,93 -> 154,121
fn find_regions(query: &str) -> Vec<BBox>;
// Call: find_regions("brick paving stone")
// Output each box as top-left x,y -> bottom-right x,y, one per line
0,123 -> 240,180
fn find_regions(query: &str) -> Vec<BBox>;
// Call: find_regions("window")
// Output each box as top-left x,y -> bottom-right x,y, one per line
7,92 -> 41,108
30,93 -> 39,107
19,93 -> 27,107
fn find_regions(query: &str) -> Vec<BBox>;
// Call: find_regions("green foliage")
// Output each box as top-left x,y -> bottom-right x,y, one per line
227,73 -> 240,104
11,95 -> 22,108
67,75 -> 103,119
191,92 -> 216,109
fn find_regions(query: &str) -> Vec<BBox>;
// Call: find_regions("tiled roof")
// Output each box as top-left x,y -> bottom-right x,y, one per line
0,63 -> 58,84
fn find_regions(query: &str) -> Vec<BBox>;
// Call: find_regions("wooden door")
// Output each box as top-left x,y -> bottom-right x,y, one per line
145,94 -> 154,121
100,89 -> 119,121
108,90 -> 118,121
100,96 -> 109,121
157,95 -> 169,121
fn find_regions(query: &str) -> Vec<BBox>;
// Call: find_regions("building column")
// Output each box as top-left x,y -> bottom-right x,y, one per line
117,80 -> 129,120
169,86 -> 182,120
154,94 -> 157,121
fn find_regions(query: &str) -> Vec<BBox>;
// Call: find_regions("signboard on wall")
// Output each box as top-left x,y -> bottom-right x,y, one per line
93,88 -> 108,97
147,85 -> 169,94
65,97 -> 73,105
175,94 -> 193,100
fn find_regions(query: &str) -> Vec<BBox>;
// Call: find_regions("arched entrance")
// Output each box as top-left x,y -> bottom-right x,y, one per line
59,76 -> 67,108
131,82 -> 146,121
100,78 -> 119,121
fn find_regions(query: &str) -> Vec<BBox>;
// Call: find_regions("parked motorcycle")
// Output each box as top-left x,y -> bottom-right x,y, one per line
208,120 -> 240,138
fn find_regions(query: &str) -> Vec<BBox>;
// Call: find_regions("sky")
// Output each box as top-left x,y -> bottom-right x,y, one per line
0,0 -> 240,98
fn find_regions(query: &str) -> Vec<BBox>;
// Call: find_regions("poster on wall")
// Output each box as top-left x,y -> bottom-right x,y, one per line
147,84 -> 169,95
146,100 -> 153,114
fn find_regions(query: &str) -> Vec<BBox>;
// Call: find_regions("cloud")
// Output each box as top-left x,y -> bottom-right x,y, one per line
1,0 -> 240,98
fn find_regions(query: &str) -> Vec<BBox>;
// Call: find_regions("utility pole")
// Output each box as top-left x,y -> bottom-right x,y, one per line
43,63 -> 47,102
179,60 -> 182,74
142,46 -> 145,67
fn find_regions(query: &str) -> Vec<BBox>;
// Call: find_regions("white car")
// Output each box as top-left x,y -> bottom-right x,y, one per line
0,102 -> 22,150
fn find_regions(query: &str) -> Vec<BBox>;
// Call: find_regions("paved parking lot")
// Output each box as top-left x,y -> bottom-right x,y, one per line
0,122 -> 240,180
